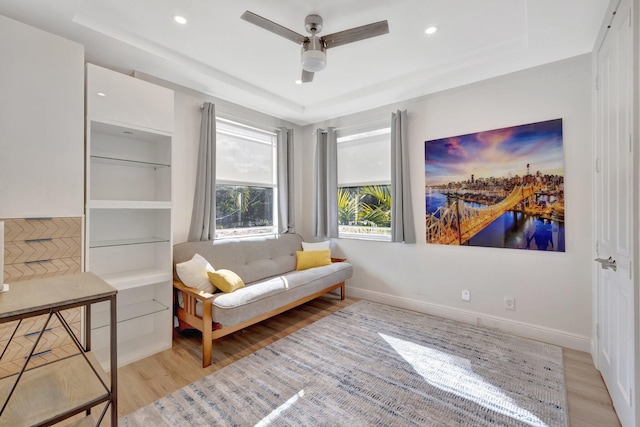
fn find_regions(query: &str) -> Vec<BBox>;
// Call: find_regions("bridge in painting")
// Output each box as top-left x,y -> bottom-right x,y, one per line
426,185 -> 538,245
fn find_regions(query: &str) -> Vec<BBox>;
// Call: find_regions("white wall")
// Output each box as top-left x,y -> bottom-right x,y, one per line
0,15 -> 84,218
300,55 -> 594,351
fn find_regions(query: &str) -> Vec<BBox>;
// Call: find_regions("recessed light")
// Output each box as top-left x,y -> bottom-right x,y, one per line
97,92 -> 106,97
173,15 -> 188,25
295,79 -> 302,85
425,26 -> 438,35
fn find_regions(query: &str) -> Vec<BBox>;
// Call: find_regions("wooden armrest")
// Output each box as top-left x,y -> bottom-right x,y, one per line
173,280 -> 215,302
331,257 -> 346,263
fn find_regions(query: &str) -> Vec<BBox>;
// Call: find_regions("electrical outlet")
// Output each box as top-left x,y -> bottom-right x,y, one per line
461,289 -> 471,302
504,296 -> 516,311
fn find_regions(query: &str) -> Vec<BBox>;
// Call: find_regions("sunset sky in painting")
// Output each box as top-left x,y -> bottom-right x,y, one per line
425,119 -> 564,186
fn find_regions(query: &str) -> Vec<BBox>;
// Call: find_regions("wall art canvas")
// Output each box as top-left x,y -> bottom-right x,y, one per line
425,118 -> 564,251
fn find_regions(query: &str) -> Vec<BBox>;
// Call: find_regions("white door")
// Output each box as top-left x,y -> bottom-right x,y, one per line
595,2 -> 635,426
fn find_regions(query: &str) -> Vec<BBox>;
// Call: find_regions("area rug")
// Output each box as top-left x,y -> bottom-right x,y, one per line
120,300 -> 568,426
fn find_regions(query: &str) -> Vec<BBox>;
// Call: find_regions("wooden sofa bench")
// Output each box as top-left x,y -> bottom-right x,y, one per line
172,234 -> 353,367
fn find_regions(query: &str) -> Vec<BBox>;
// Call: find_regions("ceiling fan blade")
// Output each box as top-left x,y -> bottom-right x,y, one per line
322,20 -> 389,49
301,70 -> 314,83
241,11 -> 307,44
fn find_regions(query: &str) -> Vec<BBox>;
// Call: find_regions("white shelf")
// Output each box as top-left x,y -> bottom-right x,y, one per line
87,200 -> 172,209
97,268 -> 172,291
89,119 -> 173,140
92,299 -> 170,330
90,155 -> 170,169
89,236 -> 169,249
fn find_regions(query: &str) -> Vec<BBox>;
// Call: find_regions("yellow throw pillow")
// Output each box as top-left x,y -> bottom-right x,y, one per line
296,249 -> 331,271
207,269 -> 245,293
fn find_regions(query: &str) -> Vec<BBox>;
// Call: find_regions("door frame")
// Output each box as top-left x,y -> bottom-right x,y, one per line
591,0 -> 620,371
592,1 -> 639,426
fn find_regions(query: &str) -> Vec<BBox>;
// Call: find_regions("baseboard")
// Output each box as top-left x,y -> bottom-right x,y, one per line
347,287 -> 592,353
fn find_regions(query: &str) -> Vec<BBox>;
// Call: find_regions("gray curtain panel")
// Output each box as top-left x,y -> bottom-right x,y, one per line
391,109 -> 416,243
312,128 -> 338,238
188,102 -> 217,241
277,127 -> 295,234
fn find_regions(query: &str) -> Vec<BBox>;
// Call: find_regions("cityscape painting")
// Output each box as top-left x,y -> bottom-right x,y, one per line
425,118 -> 565,251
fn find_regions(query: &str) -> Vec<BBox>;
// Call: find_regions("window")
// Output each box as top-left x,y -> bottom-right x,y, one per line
337,127 -> 392,240
215,118 -> 277,238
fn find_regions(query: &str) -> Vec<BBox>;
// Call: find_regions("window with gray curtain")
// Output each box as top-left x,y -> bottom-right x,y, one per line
190,110 -> 293,240
313,112 -> 415,243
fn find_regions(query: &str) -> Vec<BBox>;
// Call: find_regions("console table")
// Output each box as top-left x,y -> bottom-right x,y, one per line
0,272 -> 117,426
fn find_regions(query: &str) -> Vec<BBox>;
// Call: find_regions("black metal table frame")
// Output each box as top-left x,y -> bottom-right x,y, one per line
0,293 -> 117,426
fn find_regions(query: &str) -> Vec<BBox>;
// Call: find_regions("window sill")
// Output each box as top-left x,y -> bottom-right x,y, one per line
215,227 -> 277,240
338,233 -> 391,242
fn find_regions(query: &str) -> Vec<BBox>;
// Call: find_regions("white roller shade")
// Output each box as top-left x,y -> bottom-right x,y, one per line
216,120 -> 276,186
337,128 -> 391,187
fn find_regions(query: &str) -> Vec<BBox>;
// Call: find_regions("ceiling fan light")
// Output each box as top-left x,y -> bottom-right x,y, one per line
301,49 -> 326,72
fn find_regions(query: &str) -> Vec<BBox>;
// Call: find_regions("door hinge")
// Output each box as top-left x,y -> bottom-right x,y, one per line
595,76 -> 599,91
596,323 -> 600,339
630,260 -> 632,280
596,157 -> 601,173
630,134 -> 633,153
630,388 -> 633,406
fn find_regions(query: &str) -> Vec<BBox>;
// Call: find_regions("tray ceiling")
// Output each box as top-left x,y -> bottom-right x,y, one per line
0,0 -> 610,125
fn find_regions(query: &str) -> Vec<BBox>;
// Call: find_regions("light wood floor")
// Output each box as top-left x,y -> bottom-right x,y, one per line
112,296 -> 620,426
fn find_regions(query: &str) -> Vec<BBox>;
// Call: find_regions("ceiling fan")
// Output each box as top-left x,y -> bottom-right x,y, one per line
241,10 -> 389,83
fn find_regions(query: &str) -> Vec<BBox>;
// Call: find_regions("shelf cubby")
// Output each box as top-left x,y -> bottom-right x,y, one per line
90,281 -> 172,369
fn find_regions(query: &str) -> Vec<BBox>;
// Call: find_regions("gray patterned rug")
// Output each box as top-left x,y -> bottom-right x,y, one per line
120,300 -> 568,426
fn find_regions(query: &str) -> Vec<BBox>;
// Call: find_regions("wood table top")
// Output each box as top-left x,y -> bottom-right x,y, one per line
0,272 -> 116,320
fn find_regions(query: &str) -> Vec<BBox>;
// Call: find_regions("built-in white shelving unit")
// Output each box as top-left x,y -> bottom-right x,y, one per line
85,63 -> 174,368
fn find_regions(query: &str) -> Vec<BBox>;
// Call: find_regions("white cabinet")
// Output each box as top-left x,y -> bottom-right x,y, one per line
85,64 -> 174,368
0,15 -> 84,218
86,63 -> 174,133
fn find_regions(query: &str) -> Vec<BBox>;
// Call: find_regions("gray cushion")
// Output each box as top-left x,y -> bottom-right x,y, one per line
191,262 -> 352,326
173,234 -> 302,284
